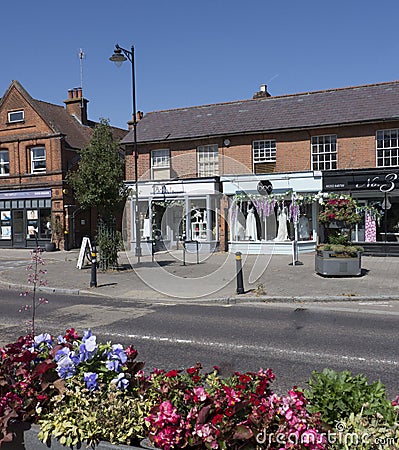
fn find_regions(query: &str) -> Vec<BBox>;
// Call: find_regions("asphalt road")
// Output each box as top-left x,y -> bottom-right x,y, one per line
0,288 -> 398,398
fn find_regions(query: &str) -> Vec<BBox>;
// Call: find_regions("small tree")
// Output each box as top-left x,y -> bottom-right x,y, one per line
67,118 -> 128,269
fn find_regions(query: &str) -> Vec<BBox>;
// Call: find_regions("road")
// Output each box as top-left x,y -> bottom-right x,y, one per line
0,287 -> 398,398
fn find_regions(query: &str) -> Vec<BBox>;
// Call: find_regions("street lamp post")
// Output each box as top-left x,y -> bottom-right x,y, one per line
109,44 -> 141,263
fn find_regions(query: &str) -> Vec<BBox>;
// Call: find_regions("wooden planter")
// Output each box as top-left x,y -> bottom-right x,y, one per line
315,250 -> 362,277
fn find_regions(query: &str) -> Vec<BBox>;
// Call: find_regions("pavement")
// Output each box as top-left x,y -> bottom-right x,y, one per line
1,247 -> 399,303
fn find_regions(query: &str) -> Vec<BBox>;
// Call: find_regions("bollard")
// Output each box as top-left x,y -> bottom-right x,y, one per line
90,246 -> 97,288
235,251 -> 244,294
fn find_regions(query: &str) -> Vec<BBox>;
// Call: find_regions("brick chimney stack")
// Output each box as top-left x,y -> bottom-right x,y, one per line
253,84 -> 271,99
64,87 -> 88,124
127,111 -> 144,131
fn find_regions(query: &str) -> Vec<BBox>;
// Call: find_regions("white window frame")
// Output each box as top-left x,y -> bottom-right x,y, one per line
253,140 -> 276,164
376,129 -> 399,167
30,146 -> 46,174
197,144 -> 219,177
151,149 -> 170,179
0,150 -> 9,176
8,110 -> 24,123
311,135 -> 337,171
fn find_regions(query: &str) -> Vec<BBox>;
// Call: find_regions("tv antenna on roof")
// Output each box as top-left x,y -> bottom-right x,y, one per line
78,49 -> 85,108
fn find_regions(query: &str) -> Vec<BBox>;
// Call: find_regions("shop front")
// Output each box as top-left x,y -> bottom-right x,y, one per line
323,168 -> 399,255
0,189 -> 52,248
222,171 -> 322,255
125,178 -> 221,255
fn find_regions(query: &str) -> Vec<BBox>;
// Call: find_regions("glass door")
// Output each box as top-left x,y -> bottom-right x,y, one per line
12,210 -> 25,247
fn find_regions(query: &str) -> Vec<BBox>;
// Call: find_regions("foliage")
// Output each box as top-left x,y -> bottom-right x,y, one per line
318,195 -> 361,226
38,382 -> 151,447
316,231 -> 364,257
19,249 -> 48,338
145,365 -> 326,449
96,218 -> 124,270
3,329 -> 399,449
67,118 -> 128,219
50,215 -> 63,247
305,368 -> 397,427
0,334 -> 59,446
329,408 -> 399,449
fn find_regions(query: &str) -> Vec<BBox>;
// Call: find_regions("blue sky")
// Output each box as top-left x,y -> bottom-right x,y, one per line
1,0 -> 399,130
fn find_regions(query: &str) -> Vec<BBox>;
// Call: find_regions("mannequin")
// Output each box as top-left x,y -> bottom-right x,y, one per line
298,214 -> 310,240
245,207 -> 258,240
274,203 -> 289,241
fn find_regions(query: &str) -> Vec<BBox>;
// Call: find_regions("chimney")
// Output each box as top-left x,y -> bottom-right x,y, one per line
253,84 -> 271,99
127,111 -> 144,131
64,87 -> 89,124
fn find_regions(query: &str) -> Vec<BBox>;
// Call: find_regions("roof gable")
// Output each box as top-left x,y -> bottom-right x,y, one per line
122,80 -> 399,144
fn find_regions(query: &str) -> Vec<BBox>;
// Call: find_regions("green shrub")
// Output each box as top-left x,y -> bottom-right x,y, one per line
305,368 -> 396,426
329,409 -> 399,449
38,382 -> 153,447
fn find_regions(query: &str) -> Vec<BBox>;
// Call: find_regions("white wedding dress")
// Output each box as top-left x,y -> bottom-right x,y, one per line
274,207 -> 289,241
245,208 -> 258,240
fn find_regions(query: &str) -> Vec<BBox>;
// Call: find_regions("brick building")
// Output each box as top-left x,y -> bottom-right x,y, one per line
121,81 -> 399,255
0,81 -> 126,250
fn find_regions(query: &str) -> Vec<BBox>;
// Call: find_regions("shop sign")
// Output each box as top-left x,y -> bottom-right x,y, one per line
0,189 -> 51,200
257,180 -> 273,195
323,170 -> 399,193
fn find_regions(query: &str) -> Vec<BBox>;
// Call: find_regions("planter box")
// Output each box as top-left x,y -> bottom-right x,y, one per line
315,250 -> 362,277
3,423 -> 147,450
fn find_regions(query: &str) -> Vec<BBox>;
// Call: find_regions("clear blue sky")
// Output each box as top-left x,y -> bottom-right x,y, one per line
1,0 -> 399,130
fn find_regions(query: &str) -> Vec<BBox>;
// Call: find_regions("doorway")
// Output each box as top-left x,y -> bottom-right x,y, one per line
12,210 -> 25,247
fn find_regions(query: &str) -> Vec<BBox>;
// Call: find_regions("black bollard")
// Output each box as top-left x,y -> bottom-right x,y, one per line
90,246 -> 97,288
235,252 -> 244,294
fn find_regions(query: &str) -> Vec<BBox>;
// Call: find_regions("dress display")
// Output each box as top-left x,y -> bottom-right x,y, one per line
274,206 -> 289,241
245,207 -> 258,240
298,215 -> 310,240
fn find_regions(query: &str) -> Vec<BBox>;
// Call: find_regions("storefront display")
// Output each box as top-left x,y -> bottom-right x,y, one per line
0,189 -> 52,248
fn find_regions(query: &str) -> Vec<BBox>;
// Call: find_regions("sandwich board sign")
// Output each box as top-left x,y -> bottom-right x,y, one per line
76,237 -> 92,269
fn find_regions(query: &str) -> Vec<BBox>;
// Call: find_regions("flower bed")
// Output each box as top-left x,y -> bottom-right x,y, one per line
1,330 -> 398,449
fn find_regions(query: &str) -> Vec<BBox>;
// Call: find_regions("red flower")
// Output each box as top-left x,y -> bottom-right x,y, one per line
165,369 -> 181,378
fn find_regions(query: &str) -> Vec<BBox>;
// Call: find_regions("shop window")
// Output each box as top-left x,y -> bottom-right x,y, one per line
376,129 -> 399,167
30,146 -> 46,173
0,150 -> 10,176
0,211 -> 11,239
151,149 -> 170,180
197,145 -> 218,177
26,208 -> 52,239
311,135 -> 337,170
253,140 -> 276,174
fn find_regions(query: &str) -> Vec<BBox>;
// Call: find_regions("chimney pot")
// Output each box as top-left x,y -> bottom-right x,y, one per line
77,87 -> 82,98
68,89 -> 74,99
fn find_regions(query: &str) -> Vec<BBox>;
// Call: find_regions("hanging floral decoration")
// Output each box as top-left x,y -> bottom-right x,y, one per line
231,192 -> 382,227
318,195 -> 362,225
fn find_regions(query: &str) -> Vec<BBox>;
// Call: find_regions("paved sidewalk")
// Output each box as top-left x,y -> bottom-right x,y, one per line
1,247 -> 399,302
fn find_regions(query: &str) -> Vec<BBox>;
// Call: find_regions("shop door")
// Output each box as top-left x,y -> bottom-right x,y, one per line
12,210 -> 25,247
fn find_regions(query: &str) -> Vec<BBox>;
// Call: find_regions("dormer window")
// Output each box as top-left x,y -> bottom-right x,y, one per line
8,110 -> 24,123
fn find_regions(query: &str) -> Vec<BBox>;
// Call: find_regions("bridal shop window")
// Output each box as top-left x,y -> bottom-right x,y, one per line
230,195 -> 316,242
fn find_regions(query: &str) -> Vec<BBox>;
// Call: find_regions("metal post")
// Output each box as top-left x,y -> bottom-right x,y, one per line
235,251 -> 244,294
90,243 -> 97,288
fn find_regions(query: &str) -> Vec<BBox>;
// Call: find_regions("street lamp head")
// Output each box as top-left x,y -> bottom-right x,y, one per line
109,46 -> 127,67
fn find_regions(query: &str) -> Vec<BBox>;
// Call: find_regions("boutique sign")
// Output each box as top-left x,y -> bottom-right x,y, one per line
323,169 -> 399,193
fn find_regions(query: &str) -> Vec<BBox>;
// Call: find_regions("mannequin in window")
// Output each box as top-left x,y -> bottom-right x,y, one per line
298,214 -> 310,240
274,203 -> 289,241
245,206 -> 258,240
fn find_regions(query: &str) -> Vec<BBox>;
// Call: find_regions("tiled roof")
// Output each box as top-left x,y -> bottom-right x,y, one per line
122,81 -> 399,144
32,100 -> 127,149
32,99 -> 94,149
